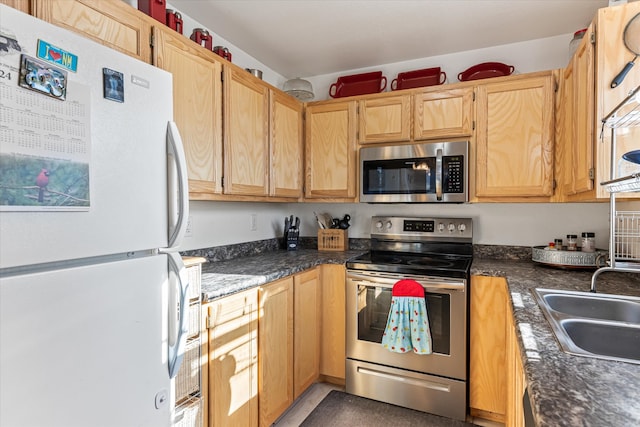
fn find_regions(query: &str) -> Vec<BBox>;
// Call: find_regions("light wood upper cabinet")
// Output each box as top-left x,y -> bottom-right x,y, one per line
557,62 -> 575,200
293,268 -> 320,399
305,101 -> 358,200
414,87 -> 474,140
258,277 -> 294,427
32,0 -> 152,63
358,94 -> 411,143
206,288 -> 258,427
475,73 -> 555,199
572,27 -> 595,196
153,26 -> 223,196
270,90 -> 303,198
557,24 -> 595,201
224,67 -> 270,196
594,1 -> 640,199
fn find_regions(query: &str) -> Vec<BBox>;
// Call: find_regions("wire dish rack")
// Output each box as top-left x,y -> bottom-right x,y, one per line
614,211 -> 640,262
592,86 -> 640,291
601,85 -> 640,194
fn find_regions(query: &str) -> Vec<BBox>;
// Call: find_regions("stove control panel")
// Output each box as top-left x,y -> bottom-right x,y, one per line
371,216 -> 473,242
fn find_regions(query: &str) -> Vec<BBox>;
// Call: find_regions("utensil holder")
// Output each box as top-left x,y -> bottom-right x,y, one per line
318,229 -> 348,251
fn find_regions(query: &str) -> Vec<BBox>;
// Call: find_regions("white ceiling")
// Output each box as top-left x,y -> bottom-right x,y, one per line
169,0 -> 611,78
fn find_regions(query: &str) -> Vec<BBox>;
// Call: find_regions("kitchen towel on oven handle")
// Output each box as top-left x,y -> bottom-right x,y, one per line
381,279 -> 433,354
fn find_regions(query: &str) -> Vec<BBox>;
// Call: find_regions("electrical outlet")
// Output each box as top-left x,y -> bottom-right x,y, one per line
250,213 -> 258,231
185,215 -> 193,237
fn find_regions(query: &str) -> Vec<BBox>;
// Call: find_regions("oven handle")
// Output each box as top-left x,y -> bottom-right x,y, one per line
347,271 -> 465,291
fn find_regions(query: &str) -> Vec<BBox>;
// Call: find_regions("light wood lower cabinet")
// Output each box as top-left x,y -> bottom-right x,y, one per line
470,275 -> 526,425
506,299 -> 526,427
258,277 -> 294,427
319,264 -> 346,382
205,288 -> 258,427
293,268 -> 321,398
470,275 -> 508,422
206,266 -> 343,426
255,267 -> 322,426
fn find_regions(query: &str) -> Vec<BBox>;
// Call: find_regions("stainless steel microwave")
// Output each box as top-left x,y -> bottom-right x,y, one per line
360,141 -> 469,203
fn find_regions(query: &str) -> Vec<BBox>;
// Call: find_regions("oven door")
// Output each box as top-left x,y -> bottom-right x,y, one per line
346,270 -> 467,380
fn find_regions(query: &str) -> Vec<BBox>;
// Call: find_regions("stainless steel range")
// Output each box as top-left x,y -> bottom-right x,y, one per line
345,216 -> 473,421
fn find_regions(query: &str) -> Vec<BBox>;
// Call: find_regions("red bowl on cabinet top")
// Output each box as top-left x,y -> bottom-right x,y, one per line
329,71 -> 387,98
457,62 -> 515,81
391,67 -> 447,90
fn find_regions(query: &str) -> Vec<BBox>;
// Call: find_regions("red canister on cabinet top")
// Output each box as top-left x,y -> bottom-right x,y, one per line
138,0 -> 166,23
166,9 -> 183,34
190,28 -> 212,50
213,46 -> 232,62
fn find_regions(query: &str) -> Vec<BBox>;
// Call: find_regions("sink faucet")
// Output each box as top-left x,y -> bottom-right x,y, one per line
591,258 -> 640,292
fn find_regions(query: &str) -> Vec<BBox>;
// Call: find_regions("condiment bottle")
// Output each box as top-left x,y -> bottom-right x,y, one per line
554,238 -> 564,250
581,232 -> 596,253
566,234 -> 578,251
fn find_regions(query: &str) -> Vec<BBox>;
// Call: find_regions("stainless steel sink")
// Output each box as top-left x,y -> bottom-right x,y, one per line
533,288 -> 640,364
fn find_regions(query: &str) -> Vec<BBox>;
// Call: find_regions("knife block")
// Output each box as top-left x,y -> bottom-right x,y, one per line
286,232 -> 298,251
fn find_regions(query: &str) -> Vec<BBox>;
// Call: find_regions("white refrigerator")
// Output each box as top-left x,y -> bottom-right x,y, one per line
0,5 -> 190,427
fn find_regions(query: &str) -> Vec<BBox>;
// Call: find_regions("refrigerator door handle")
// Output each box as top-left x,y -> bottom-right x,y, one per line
167,252 -> 189,379
166,121 -> 189,250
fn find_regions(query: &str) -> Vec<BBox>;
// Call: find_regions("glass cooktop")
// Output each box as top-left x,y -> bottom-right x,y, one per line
346,251 -> 472,279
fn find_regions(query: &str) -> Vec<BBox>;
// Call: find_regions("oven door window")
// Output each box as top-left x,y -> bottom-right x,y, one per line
356,284 -> 451,355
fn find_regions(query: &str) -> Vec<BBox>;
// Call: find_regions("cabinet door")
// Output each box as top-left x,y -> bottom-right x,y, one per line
293,268 -> 320,398
414,87 -> 474,140
469,276 -> 508,423
557,62 -> 575,198
0,0 -> 29,13
475,74 -> 554,198
153,27 -> 223,196
319,264 -> 346,382
270,91 -> 303,198
224,67 -> 270,196
258,277 -> 294,427
595,2 -> 640,199
32,0 -> 152,63
305,101 -> 357,200
207,288 -> 258,427
506,299 -> 526,427
358,95 -> 411,143
572,25 -> 595,195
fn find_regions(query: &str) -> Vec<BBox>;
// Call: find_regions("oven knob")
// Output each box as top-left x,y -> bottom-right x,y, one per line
375,221 -> 384,230
385,221 -> 393,230
438,222 -> 445,232
458,223 -> 467,232
448,223 -> 455,232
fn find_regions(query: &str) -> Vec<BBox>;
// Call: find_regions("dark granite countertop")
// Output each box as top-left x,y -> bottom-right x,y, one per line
199,249 -> 640,426
472,259 -> 640,427
199,249 -> 365,301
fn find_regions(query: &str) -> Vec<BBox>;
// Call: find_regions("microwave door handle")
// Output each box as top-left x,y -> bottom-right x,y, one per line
435,148 -> 443,200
